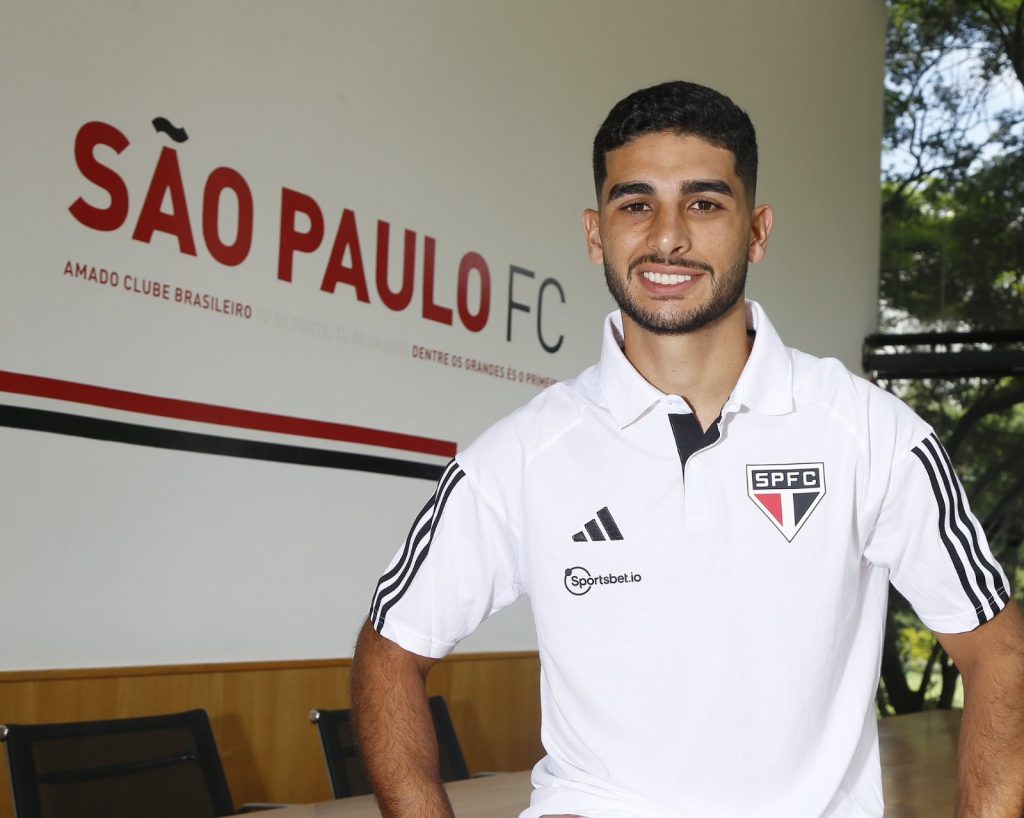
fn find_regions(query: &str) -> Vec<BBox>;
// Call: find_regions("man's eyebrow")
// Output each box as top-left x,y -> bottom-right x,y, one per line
606,181 -> 654,203
606,179 -> 735,204
681,179 -> 734,197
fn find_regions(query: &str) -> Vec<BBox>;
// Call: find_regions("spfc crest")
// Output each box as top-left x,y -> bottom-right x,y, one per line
746,463 -> 826,542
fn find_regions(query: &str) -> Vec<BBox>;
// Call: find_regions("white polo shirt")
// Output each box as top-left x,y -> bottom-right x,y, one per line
369,301 -> 1009,818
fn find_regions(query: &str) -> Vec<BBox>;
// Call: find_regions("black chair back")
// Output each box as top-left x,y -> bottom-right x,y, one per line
308,707 -> 372,799
0,709 -> 235,818
427,696 -> 470,783
310,695 -> 469,799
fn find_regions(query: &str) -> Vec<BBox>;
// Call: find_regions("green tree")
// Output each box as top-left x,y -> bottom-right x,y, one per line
878,0 -> 1024,715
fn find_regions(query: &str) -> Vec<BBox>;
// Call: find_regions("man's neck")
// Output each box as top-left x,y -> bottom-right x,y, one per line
621,301 -> 751,431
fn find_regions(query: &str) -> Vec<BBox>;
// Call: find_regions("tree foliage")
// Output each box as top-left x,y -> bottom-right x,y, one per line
885,0 -> 1024,214
878,0 -> 1024,716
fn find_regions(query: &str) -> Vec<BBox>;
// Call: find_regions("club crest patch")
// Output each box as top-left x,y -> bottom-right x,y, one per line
746,463 -> 826,542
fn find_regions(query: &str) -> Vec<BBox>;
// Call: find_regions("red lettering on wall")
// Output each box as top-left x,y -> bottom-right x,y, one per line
131,147 -> 197,255
202,167 -> 253,267
63,118 -> 572,349
375,221 -> 416,312
421,236 -> 452,325
457,251 -> 491,333
278,188 -> 324,282
69,121 -> 130,232
320,209 -> 369,301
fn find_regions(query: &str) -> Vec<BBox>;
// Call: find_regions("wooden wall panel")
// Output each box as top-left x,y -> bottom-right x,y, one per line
0,653 -> 543,818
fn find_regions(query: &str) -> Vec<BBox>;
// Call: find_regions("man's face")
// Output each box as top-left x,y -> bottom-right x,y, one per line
583,131 -> 772,336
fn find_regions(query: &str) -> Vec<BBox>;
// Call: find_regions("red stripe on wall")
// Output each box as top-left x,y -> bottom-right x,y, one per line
0,370 -> 457,458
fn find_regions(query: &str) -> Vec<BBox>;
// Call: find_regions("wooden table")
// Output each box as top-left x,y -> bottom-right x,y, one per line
261,710 -> 961,817
879,708 -> 961,817
257,772 -> 532,817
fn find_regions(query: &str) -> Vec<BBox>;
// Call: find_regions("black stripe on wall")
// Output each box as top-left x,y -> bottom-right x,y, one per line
0,404 -> 445,482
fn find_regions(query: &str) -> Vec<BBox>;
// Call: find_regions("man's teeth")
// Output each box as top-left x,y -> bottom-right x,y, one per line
642,271 -> 693,285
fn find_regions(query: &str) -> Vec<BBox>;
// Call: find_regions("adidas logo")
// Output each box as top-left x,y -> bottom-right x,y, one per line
571,507 -> 623,542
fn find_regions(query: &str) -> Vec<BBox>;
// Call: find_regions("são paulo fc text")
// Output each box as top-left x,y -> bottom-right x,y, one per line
68,120 -> 566,351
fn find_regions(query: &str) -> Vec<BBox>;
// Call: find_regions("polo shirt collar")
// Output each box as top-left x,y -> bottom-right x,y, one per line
731,300 -> 794,416
598,300 -> 794,429
598,312 -> 665,427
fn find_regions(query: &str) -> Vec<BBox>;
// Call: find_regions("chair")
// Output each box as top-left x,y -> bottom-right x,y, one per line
310,695 -> 470,798
0,709 -> 235,818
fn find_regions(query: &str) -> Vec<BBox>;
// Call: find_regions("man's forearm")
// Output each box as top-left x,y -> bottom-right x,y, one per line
350,621 -> 453,818
949,605 -> 1024,818
956,668 -> 1024,817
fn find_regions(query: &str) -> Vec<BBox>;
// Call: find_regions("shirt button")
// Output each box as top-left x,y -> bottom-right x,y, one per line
691,457 -> 702,468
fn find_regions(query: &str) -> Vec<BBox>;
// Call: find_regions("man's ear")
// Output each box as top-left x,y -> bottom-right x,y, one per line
582,209 -> 604,264
747,204 -> 773,264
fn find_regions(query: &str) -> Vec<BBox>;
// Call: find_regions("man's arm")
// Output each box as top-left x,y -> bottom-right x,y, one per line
350,619 -> 453,818
935,600 -> 1024,818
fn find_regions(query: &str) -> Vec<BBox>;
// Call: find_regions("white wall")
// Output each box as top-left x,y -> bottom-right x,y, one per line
0,1 -> 885,669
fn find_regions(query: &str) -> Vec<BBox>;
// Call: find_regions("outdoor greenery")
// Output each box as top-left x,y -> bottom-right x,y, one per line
878,0 -> 1024,714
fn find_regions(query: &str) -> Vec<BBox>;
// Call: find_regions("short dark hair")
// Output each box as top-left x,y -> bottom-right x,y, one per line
592,81 -> 758,202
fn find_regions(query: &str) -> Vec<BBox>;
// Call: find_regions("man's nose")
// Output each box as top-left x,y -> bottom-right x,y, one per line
647,206 -> 691,256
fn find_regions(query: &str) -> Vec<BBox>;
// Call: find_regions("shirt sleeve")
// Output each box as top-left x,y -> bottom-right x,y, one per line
865,430 -> 1011,633
367,458 -> 524,658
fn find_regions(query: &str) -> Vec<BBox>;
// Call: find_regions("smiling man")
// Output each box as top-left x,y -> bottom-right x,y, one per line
351,81 -> 1024,818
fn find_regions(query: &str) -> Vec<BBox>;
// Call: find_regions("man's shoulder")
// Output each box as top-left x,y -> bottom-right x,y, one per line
788,346 -> 930,442
457,364 -> 601,474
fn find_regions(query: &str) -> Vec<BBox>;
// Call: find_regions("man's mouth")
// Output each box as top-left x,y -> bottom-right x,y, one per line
629,255 -> 713,287
641,271 -> 695,285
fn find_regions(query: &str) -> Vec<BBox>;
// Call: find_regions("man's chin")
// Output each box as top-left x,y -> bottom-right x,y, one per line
619,297 -> 741,336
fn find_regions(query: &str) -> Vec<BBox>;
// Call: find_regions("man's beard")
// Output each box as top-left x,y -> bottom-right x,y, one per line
604,253 -> 748,336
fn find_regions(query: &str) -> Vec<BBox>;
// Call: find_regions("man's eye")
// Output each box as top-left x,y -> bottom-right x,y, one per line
622,201 -> 649,212
692,200 -> 719,211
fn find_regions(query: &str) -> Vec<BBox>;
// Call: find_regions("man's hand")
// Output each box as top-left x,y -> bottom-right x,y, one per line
350,620 -> 453,818
936,601 -> 1024,818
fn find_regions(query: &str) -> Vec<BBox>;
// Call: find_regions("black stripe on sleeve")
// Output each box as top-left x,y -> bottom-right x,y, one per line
929,435 -> 1010,606
912,435 -> 995,625
370,461 -> 466,632
370,460 -> 461,627
370,462 -> 461,607
921,435 -> 1007,619
373,463 -> 465,632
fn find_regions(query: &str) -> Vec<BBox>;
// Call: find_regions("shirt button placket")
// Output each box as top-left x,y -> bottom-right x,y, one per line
684,452 -> 712,532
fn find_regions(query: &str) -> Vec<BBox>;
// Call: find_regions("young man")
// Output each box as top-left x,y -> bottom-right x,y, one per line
351,81 -> 1024,818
